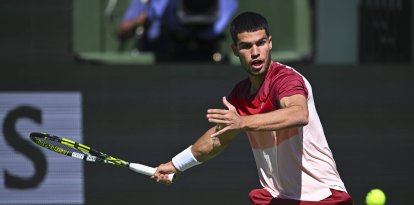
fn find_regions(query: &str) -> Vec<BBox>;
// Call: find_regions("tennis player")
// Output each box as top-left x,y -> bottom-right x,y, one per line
153,11 -> 353,205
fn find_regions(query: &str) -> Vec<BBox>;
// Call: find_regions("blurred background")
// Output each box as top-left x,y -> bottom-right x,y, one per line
0,0 -> 413,204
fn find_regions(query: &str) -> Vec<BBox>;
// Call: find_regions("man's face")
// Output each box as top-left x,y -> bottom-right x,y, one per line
231,29 -> 272,77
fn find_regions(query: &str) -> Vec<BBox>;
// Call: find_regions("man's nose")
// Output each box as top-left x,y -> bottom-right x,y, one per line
251,46 -> 259,58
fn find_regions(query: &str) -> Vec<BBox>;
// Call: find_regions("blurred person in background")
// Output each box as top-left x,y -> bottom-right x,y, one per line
118,0 -> 238,63
118,0 -> 165,53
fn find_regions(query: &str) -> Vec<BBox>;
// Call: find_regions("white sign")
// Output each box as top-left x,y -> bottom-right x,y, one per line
0,92 -> 83,204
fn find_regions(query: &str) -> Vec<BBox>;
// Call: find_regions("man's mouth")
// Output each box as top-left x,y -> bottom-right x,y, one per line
251,60 -> 263,70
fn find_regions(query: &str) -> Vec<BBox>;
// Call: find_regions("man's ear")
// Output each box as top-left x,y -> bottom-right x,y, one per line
231,44 -> 239,57
269,36 -> 273,50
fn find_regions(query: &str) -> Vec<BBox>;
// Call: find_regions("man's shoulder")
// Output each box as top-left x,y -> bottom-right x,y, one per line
229,78 -> 250,99
234,77 -> 250,88
269,62 -> 301,78
267,62 -> 307,88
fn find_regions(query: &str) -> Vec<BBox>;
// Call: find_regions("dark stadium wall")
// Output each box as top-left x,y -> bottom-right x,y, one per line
1,1 -> 413,205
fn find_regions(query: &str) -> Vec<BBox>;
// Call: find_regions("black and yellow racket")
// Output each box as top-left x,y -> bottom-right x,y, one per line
29,132 -> 174,181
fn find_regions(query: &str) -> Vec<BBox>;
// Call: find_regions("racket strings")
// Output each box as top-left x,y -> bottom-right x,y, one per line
33,137 -> 78,156
31,133 -> 128,166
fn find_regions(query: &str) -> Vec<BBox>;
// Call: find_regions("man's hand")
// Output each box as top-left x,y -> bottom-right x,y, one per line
152,161 -> 180,185
207,97 -> 243,137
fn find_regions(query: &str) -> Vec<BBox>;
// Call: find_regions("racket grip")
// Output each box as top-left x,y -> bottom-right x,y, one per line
129,163 -> 156,176
129,163 -> 175,182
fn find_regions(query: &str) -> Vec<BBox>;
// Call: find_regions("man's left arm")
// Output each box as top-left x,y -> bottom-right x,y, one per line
207,94 -> 308,137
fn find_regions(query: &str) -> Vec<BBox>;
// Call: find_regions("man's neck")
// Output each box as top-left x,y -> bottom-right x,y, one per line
249,75 -> 265,95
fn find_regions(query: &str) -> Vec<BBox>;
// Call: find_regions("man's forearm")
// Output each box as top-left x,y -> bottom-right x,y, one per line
191,126 -> 238,162
241,105 -> 308,131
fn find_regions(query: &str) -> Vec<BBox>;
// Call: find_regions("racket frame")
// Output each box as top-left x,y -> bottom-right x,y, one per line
30,132 -> 174,181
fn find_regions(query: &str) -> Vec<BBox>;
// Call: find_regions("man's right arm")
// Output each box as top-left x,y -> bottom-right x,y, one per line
192,126 -> 238,162
152,126 -> 238,184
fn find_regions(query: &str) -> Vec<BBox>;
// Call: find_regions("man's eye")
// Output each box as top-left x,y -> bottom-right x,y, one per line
239,44 -> 251,49
257,40 -> 266,46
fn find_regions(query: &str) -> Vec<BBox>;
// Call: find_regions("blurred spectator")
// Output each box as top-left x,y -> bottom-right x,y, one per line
118,0 -> 238,63
118,0 -> 167,52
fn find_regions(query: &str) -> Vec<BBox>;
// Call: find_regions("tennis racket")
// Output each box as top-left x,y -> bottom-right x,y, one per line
29,132 -> 174,182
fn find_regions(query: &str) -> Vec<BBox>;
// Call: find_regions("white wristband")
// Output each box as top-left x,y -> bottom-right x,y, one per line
172,146 -> 202,172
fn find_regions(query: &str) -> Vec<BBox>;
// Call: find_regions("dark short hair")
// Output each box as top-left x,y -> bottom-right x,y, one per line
230,11 -> 270,44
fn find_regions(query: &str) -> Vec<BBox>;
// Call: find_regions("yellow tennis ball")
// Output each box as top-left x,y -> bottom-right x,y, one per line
366,189 -> 386,205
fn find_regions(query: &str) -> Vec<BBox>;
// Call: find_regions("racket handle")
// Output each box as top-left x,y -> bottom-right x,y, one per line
129,163 -> 175,182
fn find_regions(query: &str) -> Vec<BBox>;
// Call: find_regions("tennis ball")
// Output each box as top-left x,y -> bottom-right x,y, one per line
366,189 -> 386,205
